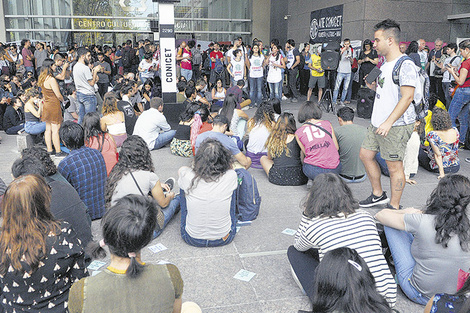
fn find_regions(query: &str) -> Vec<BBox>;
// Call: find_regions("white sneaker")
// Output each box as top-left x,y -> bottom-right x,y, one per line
282,95 -> 288,101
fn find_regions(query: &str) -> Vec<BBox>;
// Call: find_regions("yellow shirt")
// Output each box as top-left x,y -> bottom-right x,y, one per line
424,100 -> 447,146
309,54 -> 324,77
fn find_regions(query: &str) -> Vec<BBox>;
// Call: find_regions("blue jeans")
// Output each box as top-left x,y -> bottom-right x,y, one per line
77,91 -> 97,125
180,189 -> 237,247
153,130 -> 176,150
153,195 -> 181,238
5,124 -> 24,135
346,72 -> 354,101
449,87 -> 470,143
181,68 -> 192,81
269,81 -> 282,100
384,226 -> 430,305
302,162 -> 341,180
25,121 -> 46,135
249,77 -> 263,106
333,72 -> 352,104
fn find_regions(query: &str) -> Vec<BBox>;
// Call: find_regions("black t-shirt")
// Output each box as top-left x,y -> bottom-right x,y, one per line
117,100 -> 138,135
359,50 -> 378,75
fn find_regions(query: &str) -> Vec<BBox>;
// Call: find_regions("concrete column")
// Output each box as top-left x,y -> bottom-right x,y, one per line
159,2 -> 178,103
0,2 -> 7,43
252,0 -> 271,43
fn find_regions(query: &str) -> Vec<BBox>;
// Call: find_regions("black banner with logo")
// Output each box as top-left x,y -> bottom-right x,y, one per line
309,5 -> 343,44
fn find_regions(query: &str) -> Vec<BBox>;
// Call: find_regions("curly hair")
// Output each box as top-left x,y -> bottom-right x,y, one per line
105,136 -> 155,206
265,112 -> 297,158
431,107 -> 452,131
302,173 -> 358,218
247,101 -> 274,133
425,174 -> 470,251
188,138 -> 233,192
21,147 -> 57,176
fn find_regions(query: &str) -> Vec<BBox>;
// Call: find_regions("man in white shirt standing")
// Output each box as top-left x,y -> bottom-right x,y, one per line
73,47 -> 101,124
359,19 -> 418,210
332,38 -> 353,105
133,97 -> 176,150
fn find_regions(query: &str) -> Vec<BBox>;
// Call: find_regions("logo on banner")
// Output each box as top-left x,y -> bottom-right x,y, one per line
310,19 -> 319,40
309,5 -> 344,43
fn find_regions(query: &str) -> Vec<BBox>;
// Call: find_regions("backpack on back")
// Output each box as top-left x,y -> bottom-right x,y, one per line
122,48 -> 132,68
392,55 -> 430,120
235,168 -> 261,222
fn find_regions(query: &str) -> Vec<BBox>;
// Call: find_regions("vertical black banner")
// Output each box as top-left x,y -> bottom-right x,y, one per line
309,5 -> 344,44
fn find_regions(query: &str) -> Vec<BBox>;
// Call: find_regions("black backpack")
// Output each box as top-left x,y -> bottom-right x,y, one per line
122,48 -> 132,68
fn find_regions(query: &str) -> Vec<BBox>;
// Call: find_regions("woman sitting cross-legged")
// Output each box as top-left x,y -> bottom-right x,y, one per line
106,135 -> 180,238
418,107 -> 460,178
68,195 -> 201,313
287,173 -> 397,306
260,112 -> 308,186
375,174 -> 470,305
178,138 -> 238,247
309,247 -> 393,313
170,103 -> 207,158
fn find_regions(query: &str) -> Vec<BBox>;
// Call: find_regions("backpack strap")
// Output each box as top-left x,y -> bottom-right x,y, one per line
392,55 -> 413,86
304,122 -> 332,138
129,171 -> 145,196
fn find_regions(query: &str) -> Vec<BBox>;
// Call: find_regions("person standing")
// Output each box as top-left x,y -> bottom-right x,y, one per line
427,38 -> 445,103
284,39 -> 301,102
21,39 -> 34,76
34,42 -> 47,74
332,39 -> 353,105
299,43 -> 311,96
357,39 -> 379,87
73,47 -> 101,124
247,44 -> 264,107
417,39 -> 428,71
94,52 -> 111,99
440,43 -> 461,108
306,46 -> 325,102
359,19 -> 418,210
265,45 -> 285,100
191,43 -> 203,81
209,42 -> 225,87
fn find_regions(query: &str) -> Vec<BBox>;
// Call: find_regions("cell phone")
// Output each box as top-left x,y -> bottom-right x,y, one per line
366,66 -> 382,85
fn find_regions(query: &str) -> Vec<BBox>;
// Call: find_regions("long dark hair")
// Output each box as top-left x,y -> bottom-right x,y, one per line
247,101 -> 274,133
83,112 -> 107,150
302,173 -> 358,219
219,94 -> 238,129
425,174 -> 470,251
189,138 -> 233,192
86,195 -> 157,278
310,247 -> 392,313
406,41 -> 419,55
179,103 -> 201,122
105,136 -> 154,206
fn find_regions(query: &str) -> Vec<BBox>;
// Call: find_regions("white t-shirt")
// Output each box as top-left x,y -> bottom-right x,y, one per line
247,124 -> 270,153
418,50 -> 428,70
371,55 -> 418,127
73,62 -> 95,95
249,54 -> 264,78
266,54 -> 282,83
178,166 -> 238,240
133,108 -> 172,149
111,170 -> 159,206
230,58 -> 245,81
337,48 -> 352,74
226,46 -> 247,61
442,55 -> 462,83
139,59 -> 158,79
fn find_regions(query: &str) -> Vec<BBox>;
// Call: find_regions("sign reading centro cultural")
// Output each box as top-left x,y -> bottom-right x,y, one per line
309,5 -> 343,44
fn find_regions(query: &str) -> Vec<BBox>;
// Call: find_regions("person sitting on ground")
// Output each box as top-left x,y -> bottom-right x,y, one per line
68,195 -> 201,313
375,174 -> 470,305
183,85 -> 197,109
267,97 -> 281,121
308,247 -> 393,313
58,121 -> 107,220
211,78 -> 226,110
63,84 -> 80,123
219,93 -> 249,141
140,80 -> 153,110
419,107 -> 459,178
424,273 -> 470,313
176,81 -> 187,103
100,92 -> 127,147
245,102 -> 275,169
117,85 -> 138,134
295,101 -> 340,181
287,173 -> 397,306
133,97 -> 176,150
226,79 -> 251,109
261,112 -> 308,186
106,135 -> 179,238
83,112 -> 118,176
194,78 -> 211,107
334,106 -> 367,183
23,87 -> 46,136
11,156 -> 92,249
0,175 -> 88,312
170,103 -> 202,158
3,97 -> 24,134
178,138 -> 238,247
195,115 -> 252,169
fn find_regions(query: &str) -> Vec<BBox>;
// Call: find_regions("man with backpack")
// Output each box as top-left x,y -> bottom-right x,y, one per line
122,40 -> 136,74
209,42 -> 225,87
359,19 -> 419,210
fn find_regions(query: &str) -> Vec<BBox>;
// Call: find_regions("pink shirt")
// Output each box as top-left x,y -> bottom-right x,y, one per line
295,121 -> 340,169
22,48 -> 33,67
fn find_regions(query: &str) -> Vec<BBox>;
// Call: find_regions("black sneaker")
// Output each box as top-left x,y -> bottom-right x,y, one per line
163,177 -> 175,191
385,203 -> 403,210
54,151 -> 68,158
359,191 -> 390,207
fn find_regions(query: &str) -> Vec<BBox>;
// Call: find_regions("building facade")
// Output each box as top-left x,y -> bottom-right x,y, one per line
2,0 -> 271,47
272,0 -> 470,45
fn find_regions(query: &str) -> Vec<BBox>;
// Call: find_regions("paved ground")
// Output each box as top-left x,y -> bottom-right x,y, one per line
2,98 -> 469,312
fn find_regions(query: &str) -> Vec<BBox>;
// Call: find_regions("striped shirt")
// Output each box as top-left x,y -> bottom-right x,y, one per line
294,210 -> 397,306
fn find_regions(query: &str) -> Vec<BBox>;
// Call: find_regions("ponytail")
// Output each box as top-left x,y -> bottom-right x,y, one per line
126,253 -> 145,278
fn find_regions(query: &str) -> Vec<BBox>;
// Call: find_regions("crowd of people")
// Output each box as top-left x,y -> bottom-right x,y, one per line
0,17 -> 470,312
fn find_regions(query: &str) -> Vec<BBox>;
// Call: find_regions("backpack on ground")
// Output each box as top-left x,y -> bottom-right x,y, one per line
392,55 -> 430,120
235,168 -> 261,222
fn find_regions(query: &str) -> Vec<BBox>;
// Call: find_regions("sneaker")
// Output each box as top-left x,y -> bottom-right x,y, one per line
282,95 -> 288,101
54,151 -> 68,158
385,203 -> 403,210
241,106 -> 250,111
291,98 -> 298,103
359,191 -> 390,207
466,158 -> 470,163
163,177 -> 175,191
